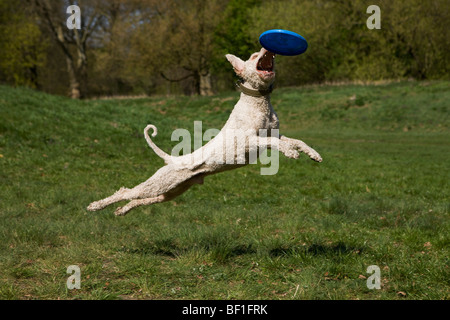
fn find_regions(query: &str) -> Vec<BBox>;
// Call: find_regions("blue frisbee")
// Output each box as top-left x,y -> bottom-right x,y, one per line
259,29 -> 308,56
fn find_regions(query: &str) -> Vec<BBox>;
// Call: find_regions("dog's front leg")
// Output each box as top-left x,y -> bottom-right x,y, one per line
280,135 -> 322,162
252,136 -> 300,159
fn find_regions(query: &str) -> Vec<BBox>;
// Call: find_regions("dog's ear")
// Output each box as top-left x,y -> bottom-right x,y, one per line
226,54 -> 245,76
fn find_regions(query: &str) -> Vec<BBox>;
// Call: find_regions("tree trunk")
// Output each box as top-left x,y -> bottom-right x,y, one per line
55,19 -> 85,98
200,72 -> 213,96
66,56 -> 81,99
75,46 -> 88,99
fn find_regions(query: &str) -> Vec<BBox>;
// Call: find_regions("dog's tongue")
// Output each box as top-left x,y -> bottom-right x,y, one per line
258,51 -> 275,71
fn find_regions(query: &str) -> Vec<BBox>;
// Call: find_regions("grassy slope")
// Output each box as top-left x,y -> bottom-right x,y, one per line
0,81 -> 448,300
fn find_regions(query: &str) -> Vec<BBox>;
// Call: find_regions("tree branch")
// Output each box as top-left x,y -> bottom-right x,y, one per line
160,71 -> 194,82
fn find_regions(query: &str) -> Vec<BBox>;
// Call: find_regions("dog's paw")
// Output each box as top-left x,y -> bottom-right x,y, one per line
114,206 -> 128,216
114,207 -> 124,216
305,149 -> 322,162
284,148 -> 300,159
87,201 -> 101,211
310,153 -> 322,162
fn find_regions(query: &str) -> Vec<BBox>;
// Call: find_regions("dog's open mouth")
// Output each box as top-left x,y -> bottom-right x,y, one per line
257,51 -> 275,77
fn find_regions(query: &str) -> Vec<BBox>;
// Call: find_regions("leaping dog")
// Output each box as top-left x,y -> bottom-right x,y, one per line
87,48 -> 322,216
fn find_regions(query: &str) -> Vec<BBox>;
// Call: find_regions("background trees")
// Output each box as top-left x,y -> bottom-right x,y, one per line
0,0 -> 47,89
139,0 -> 228,96
0,0 -> 448,98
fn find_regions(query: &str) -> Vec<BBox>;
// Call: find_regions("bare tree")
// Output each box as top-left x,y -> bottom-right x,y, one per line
30,0 -> 106,98
135,0 -> 227,96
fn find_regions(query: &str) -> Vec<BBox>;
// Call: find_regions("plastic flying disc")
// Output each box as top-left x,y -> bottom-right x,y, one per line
259,29 -> 308,56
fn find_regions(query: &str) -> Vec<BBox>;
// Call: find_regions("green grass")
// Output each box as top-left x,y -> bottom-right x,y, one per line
0,81 -> 449,300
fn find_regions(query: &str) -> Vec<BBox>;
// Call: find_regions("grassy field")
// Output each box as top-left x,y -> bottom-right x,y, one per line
0,81 -> 448,300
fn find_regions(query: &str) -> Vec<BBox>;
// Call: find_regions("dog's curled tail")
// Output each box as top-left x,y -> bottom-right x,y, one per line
144,124 -> 172,164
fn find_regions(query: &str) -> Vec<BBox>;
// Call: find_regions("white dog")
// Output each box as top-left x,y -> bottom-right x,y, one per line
87,48 -> 322,216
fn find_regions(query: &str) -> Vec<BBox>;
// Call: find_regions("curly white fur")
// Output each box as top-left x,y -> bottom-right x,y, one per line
87,48 -> 322,216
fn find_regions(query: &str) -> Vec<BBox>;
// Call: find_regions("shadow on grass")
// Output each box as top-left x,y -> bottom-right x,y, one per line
268,242 -> 364,258
119,239 -> 257,260
120,239 -> 364,262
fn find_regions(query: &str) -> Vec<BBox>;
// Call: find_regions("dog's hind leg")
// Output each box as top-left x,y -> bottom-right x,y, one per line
87,187 -> 134,211
114,194 -> 166,216
88,164 -> 207,214
87,164 -> 178,212
113,172 -> 207,216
